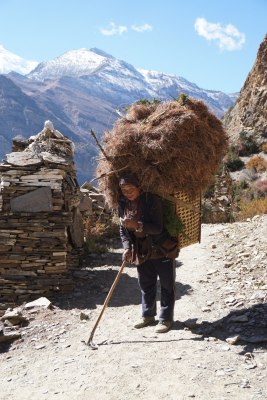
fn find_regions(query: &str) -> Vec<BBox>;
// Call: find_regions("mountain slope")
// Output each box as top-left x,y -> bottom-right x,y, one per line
0,75 -> 98,180
224,34 -> 267,142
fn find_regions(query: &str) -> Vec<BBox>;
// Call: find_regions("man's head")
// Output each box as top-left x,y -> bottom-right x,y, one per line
119,173 -> 140,201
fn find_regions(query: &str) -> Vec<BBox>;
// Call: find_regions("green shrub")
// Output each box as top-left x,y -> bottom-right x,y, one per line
239,179 -> 249,189
224,147 -> 244,171
163,199 -> 184,236
232,180 -> 248,203
177,93 -> 188,105
238,131 -> 259,156
135,98 -> 160,105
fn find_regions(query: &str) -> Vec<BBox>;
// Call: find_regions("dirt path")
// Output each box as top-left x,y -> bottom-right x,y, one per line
1,218 -> 267,400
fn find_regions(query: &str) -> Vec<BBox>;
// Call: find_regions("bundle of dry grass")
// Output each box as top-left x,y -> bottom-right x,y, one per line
96,97 -> 228,208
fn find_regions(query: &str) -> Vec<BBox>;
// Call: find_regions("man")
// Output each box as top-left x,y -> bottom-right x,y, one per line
118,173 -> 176,333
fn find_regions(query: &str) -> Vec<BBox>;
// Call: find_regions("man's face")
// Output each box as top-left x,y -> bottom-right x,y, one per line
120,184 -> 140,201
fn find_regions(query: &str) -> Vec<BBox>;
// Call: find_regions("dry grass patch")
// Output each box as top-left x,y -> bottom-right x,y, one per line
246,156 -> 267,173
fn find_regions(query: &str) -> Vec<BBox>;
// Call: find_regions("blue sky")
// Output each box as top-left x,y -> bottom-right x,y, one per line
0,0 -> 266,93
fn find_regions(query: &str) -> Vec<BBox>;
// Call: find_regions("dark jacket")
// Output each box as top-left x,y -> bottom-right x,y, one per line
118,192 -> 168,251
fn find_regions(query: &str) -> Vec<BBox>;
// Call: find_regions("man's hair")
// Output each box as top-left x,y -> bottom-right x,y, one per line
119,173 -> 139,187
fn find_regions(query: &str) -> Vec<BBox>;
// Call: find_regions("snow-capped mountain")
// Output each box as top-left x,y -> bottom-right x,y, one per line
28,48 -> 144,82
28,48 -> 152,99
28,48 -> 109,80
0,45 -> 38,75
27,48 -> 236,116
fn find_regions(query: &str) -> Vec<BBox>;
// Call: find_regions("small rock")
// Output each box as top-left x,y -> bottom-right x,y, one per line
229,314 -> 249,323
226,335 -> 240,345
216,370 -> 225,376
225,368 -> 235,373
244,363 -> 257,370
241,252 -> 250,257
234,301 -> 244,308
206,300 -> 214,306
225,296 -> 236,304
64,358 -> 75,364
207,269 -> 217,275
224,262 -> 233,268
80,312 -> 90,321
1,309 -> 28,325
250,291 -> 265,300
0,332 -> 21,343
240,379 -> 250,388
24,297 -> 52,310
35,344 -> 46,350
172,355 -> 182,360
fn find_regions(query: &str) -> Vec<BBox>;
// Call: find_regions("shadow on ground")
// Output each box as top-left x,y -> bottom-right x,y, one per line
55,255 -> 191,311
0,341 -> 12,353
186,303 -> 267,353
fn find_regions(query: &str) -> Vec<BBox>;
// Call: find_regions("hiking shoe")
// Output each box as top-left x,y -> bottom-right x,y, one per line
134,316 -> 155,329
154,320 -> 173,333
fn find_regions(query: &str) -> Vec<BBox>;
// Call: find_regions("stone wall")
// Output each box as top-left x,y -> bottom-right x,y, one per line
0,122 -> 84,315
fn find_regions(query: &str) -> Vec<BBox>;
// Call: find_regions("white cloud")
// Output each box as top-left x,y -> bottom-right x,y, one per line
100,22 -> 127,36
131,24 -> 153,33
194,17 -> 245,51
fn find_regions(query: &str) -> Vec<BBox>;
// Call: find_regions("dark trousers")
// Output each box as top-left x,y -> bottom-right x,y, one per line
137,258 -> 176,321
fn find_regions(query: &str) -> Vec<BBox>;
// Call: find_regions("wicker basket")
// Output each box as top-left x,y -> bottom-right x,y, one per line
175,191 -> 202,249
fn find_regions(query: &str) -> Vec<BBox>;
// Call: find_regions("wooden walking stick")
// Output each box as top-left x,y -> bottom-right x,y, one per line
86,259 -> 128,349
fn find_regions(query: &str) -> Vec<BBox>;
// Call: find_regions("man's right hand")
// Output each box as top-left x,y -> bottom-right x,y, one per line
122,248 -> 132,262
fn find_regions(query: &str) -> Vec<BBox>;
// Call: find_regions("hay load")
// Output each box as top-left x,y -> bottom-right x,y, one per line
96,97 -> 228,209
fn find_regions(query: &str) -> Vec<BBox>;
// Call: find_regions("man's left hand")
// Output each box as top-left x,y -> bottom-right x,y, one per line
120,217 -> 138,230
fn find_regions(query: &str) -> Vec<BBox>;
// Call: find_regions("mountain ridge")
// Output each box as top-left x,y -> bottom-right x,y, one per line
26,47 -> 236,115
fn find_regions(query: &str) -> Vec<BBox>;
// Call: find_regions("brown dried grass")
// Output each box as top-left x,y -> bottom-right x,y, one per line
246,156 -> 267,172
96,98 -> 228,208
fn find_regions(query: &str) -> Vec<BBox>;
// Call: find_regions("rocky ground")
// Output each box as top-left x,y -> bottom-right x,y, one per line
0,215 -> 267,400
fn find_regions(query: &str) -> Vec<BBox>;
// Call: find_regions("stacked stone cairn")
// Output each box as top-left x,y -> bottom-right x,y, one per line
202,165 -> 233,223
79,181 -> 111,225
0,121 -> 84,315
